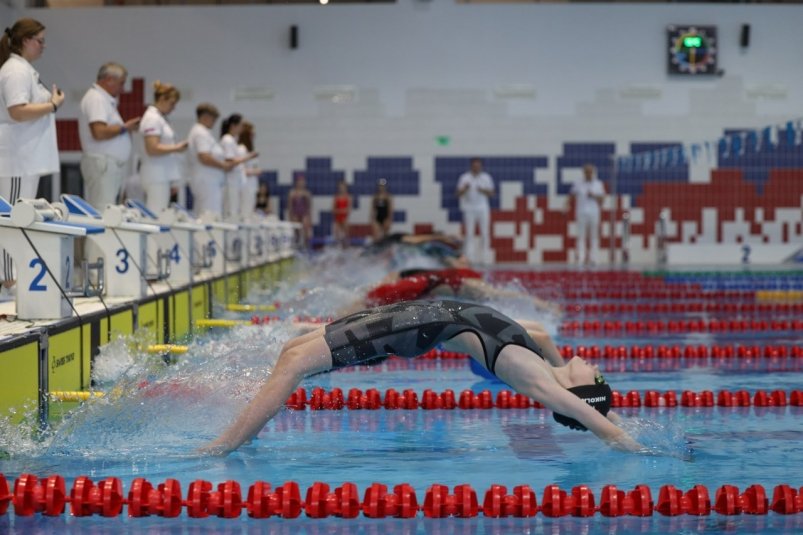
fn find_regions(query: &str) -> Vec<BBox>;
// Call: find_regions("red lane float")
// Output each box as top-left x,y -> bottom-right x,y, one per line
565,301 -> 803,316
284,387 -> 803,410
3,474 -> 800,518
342,345 -> 803,361
561,319 -> 803,335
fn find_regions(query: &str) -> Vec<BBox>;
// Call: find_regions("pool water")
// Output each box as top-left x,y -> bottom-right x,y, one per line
1,264 -> 801,533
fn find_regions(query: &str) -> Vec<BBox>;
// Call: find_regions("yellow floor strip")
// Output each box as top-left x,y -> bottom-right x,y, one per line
225,303 -> 277,312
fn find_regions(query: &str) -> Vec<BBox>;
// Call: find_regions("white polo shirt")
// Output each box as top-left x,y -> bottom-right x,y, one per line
457,171 -> 494,212
78,83 -> 131,163
221,133 -> 246,187
0,54 -> 59,177
138,105 -> 180,185
187,122 -> 225,186
571,178 -> 605,218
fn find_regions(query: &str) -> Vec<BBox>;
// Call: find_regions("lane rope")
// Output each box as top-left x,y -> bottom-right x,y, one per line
48,387 -> 803,409
1,472 -> 800,518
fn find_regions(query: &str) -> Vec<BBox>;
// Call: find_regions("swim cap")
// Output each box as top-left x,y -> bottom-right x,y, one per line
552,383 -> 612,431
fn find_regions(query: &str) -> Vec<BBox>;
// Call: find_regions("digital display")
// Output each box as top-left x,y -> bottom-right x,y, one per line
668,25 -> 718,75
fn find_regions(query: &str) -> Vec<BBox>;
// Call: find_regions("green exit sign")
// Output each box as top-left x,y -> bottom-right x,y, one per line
683,36 -> 702,48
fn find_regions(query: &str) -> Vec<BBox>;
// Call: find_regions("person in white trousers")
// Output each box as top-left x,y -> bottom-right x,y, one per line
188,103 -> 255,217
219,113 -> 246,220
570,164 -> 605,266
456,158 -> 494,264
139,81 -> 187,215
0,19 -> 64,296
78,62 -> 140,268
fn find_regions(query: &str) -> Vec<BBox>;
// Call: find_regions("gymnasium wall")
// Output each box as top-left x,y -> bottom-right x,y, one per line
13,2 -> 803,263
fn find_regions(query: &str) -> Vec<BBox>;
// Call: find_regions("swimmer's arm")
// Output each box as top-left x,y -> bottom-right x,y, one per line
606,411 -> 623,425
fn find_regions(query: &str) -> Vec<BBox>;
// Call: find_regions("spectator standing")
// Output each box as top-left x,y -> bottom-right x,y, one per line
332,179 -> 350,247
570,163 -> 605,266
371,178 -> 393,242
287,174 -> 312,248
456,157 -> 494,264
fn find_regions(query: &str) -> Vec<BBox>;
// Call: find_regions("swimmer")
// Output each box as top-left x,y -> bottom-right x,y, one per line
363,232 -> 470,269
201,300 -> 642,455
352,267 -> 561,316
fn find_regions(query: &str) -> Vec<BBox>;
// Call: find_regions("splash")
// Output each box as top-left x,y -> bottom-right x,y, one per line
616,415 -> 694,461
0,324 -> 299,461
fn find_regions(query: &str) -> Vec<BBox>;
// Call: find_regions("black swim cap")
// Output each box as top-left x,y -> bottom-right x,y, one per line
552,383 -> 613,431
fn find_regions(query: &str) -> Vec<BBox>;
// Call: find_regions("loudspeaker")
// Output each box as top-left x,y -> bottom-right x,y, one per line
290,25 -> 298,49
740,24 -> 750,48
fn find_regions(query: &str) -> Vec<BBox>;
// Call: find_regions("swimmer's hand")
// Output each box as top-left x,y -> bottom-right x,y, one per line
195,439 -> 235,457
604,430 -> 646,454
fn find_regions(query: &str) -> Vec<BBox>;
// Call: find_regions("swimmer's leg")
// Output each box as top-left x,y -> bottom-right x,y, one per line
201,329 -> 332,455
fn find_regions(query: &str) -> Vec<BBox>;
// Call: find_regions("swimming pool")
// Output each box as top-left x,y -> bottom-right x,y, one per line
1,264 -> 801,533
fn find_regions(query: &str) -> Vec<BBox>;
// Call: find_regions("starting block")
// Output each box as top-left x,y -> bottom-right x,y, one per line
126,200 -> 209,286
0,197 -> 105,320
60,195 -> 168,298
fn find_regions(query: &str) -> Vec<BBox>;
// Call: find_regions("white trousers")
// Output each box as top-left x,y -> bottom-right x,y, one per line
191,180 -> 223,217
240,177 -> 258,219
223,178 -> 241,221
462,206 -> 490,264
0,175 -> 41,282
144,181 -> 172,216
576,211 -> 600,265
81,153 -> 129,266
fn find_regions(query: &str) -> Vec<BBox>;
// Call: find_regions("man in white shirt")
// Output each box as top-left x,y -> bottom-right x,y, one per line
78,62 -> 140,270
78,63 -> 140,211
570,164 -> 605,265
456,157 -> 494,264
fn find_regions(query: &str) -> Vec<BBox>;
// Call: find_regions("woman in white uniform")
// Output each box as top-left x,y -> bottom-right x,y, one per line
0,19 -> 64,292
238,121 -> 261,219
139,81 -> 188,214
188,103 -> 255,217
219,113 -> 247,220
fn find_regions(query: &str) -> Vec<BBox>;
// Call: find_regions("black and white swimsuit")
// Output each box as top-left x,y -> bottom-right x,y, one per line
324,300 -> 544,372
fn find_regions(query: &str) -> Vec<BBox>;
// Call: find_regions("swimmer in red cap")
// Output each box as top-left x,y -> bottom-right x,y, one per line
337,267 -> 561,316
202,300 -> 640,455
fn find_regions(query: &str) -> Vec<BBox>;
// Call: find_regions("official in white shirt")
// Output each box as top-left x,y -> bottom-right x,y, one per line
188,103 -> 256,217
456,157 -> 494,264
238,121 -> 261,218
570,164 -> 606,266
139,81 -> 187,214
78,62 -> 140,269
0,18 -> 64,292
78,63 -> 140,212
219,113 -> 247,220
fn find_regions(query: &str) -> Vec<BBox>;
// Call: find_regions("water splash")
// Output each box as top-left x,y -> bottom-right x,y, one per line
1,324 -> 299,462
616,415 -> 694,461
